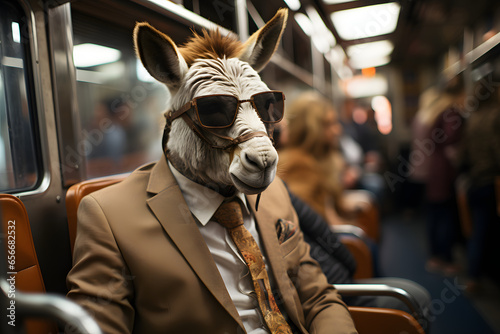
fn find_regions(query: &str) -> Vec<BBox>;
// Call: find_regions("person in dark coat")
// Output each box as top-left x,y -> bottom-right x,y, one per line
460,72 -> 500,291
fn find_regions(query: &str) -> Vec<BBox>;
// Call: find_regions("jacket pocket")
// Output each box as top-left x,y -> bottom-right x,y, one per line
279,230 -> 300,257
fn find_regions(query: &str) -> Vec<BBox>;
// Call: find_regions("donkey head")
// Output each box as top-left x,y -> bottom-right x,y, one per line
134,9 -> 288,195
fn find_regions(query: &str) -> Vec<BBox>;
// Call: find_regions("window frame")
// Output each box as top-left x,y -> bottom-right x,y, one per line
0,0 -> 49,195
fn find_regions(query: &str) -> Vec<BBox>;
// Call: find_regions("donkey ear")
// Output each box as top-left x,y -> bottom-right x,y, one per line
134,22 -> 187,88
238,8 -> 288,72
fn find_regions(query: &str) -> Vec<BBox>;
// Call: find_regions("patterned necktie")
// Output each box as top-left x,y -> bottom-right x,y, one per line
213,200 -> 292,334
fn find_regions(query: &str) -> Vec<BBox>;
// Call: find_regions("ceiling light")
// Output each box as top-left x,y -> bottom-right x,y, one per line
284,0 -> 301,11
76,62 -> 125,83
312,36 -> 332,54
345,75 -> 388,98
347,40 -> 393,59
305,6 -> 336,53
331,2 -> 401,40
11,22 -> 21,43
347,40 -> 393,69
323,0 -> 357,4
350,56 -> 390,69
73,43 -> 121,68
338,65 -> 353,79
294,13 -> 313,36
329,45 -> 346,67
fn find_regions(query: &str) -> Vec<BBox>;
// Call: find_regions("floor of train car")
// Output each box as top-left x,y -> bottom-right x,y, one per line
378,209 -> 500,334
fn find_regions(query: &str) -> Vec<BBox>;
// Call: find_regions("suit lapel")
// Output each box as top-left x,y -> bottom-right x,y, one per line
247,193 -> 305,332
146,157 -> 243,329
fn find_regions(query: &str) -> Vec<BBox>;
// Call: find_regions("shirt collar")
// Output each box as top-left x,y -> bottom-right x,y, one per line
168,161 -> 249,226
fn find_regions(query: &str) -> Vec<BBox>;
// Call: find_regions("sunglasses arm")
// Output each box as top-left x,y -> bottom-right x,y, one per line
167,101 -> 194,123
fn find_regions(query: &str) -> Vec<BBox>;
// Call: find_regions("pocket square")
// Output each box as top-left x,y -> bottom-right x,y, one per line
276,219 -> 297,244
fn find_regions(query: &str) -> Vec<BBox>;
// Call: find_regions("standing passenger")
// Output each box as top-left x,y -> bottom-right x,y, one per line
423,75 -> 465,275
460,71 -> 500,292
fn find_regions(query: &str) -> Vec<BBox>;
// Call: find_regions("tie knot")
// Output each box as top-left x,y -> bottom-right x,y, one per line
213,200 -> 244,229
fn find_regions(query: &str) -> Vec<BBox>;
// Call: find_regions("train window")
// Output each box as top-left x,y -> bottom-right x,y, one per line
0,0 -> 40,192
70,9 -> 168,179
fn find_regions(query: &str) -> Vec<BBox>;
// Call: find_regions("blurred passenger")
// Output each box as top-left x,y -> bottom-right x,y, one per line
277,91 -> 373,228
342,103 -> 380,157
421,75 -> 465,275
409,87 -> 441,202
409,86 -> 459,213
340,101 -> 386,204
86,99 -> 127,164
460,72 -> 500,291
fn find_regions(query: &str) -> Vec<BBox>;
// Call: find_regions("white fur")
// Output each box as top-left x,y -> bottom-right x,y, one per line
167,58 -> 278,194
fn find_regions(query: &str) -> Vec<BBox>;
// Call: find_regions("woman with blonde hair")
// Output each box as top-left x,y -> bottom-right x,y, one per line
278,91 -> 370,227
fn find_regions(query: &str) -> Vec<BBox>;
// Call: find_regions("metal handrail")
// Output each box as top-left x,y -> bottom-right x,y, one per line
0,280 -> 102,334
330,224 -> 369,240
335,283 -> 424,323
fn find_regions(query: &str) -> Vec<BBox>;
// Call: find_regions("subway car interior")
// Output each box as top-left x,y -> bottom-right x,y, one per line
1,0 -> 500,333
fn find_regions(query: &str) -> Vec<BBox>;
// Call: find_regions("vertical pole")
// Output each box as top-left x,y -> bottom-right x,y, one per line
311,40 -> 326,94
463,27 -> 474,96
235,0 -> 248,41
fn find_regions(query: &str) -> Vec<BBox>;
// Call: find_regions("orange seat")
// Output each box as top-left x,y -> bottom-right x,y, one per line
343,189 -> 380,242
0,194 -> 58,334
66,174 -> 128,254
355,202 -> 380,242
339,234 -> 374,279
349,306 -> 424,334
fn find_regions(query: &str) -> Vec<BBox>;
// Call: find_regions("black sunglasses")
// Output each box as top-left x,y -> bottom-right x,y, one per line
170,91 -> 285,129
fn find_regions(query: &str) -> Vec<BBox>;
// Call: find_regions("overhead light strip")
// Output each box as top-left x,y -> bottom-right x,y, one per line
330,2 -> 401,40
284,0 -> 301,11
323,0 -> 357,4
73,43 -> 121,68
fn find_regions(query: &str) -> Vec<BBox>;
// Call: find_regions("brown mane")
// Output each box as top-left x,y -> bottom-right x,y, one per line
179,29 -> 244,66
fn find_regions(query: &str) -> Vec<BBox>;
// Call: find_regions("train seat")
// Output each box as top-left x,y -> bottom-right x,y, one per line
66,173 -> 128,255
343,189 -> 380,242
0,194 -> 58,334
348,306 -> 424,334
336,230 -> 374,279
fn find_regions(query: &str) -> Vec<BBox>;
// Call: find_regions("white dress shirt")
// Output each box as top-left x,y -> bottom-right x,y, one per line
168,162 -> 271,334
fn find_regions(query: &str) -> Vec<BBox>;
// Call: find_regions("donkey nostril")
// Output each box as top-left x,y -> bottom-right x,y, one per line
242,152 -> 261,169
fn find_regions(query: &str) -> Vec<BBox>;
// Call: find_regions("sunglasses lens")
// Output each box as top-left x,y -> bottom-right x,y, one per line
196,95 -> 238,128
253,92 -> 284,123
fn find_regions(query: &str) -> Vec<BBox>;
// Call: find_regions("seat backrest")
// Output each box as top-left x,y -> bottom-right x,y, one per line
344,189 -> 380,242
0,194 -> 58,334
338,234 -> 374,279
66,174 -> 127,255
348,306 -> 425,334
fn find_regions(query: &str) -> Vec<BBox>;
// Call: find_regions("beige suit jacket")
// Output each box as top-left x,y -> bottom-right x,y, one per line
67,157 -> 357,334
